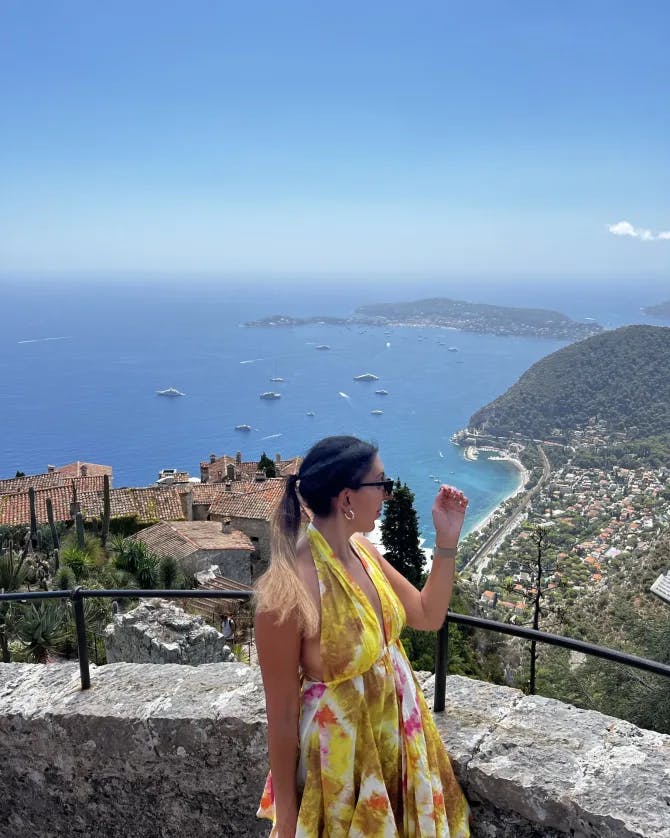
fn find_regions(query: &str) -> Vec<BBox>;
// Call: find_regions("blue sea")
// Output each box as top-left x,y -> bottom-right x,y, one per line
1,274 -> 667,538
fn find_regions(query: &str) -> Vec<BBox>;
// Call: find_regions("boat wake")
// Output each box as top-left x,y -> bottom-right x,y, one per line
18,336 -> 72,344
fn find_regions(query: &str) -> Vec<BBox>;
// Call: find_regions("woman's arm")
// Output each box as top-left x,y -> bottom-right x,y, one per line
255,609 -> 302,836
362,484 -> 468,631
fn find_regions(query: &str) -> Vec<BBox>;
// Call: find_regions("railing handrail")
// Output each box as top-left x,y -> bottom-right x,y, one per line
2,589 -> 668,703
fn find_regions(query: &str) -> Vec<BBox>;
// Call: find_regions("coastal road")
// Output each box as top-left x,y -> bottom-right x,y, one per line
464,445 -> 551,584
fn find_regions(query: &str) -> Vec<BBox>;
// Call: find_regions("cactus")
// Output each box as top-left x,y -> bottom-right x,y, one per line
101,474 -> 111,547
46,497 -> 60,550
46,497 -> 60,571
28,487 -> 38,548
75,511 -> 85,549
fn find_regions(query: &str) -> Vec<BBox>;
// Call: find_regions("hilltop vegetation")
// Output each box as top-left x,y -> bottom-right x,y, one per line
354,297 -> 602,339
469,325 -> 670,443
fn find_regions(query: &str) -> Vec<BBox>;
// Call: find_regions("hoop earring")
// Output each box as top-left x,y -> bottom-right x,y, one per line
344,508 -> 355,521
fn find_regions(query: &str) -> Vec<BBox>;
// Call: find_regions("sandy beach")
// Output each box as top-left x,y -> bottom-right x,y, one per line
468,449 -> 529,535
363,448 -> 529,569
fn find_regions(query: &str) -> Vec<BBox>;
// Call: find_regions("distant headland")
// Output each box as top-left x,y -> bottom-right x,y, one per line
643,300 -> 670,319
243,297 -> 603,340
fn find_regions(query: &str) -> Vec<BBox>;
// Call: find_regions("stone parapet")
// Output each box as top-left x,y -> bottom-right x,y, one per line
104,599 -> 237,665
0,664 -> 668,837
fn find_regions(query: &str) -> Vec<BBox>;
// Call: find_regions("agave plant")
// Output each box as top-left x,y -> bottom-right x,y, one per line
60,546 -> 94,582
15,600 -> 69,663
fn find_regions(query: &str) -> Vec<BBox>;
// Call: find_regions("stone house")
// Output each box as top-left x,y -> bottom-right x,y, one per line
208,477 -> 291,578
200,451 -> 300,484
130,520 -> 255,585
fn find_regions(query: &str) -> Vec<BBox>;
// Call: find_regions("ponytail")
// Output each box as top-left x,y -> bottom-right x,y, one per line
253,474 -> 319,636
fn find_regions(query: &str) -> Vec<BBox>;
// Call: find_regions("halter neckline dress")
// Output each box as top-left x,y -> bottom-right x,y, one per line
258,524 -> 470,837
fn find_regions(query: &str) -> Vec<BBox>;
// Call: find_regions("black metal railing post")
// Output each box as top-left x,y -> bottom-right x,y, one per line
71,587 -> 91,690
433,621 -> 449,712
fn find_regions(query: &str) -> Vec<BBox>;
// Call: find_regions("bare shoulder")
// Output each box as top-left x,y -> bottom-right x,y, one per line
353,533 -> 383,565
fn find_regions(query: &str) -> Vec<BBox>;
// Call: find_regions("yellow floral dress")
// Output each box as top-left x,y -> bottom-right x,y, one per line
258,525 -> 470,837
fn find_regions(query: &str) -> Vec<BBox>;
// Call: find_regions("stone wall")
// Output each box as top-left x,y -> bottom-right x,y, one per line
0,664 -> 668,838
104,599 -> 237,665
212,515 -> 270,580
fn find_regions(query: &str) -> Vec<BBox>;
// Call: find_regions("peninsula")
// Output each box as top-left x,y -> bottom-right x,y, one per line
243,297 -> 603,340
643,300 -> 670,319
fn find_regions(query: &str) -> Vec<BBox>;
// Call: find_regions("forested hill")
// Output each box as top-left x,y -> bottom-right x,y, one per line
469,325 -> 670,440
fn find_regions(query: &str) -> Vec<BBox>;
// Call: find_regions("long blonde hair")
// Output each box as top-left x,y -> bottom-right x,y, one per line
254,436 -> 377,636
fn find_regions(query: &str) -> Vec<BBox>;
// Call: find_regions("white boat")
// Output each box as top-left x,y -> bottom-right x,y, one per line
235,424 -> 252,431
371,409 -> 384,415
306,411 -> 316,416
354,372 -> 379,381
375,389 -> 389,395
316,344 -> 330,350
259,392 -> 281,400
447,347 -> 459,353
270,377 -> 285,382
156,387 -> 185,397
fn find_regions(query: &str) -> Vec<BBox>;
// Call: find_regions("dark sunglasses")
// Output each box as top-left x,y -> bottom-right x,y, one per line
357,478 -> 394,495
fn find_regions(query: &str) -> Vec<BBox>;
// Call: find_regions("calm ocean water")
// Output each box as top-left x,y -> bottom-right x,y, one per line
1,274 -> 667,537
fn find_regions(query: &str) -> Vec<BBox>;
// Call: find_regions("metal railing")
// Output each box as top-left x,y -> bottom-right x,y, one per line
2,588 -> 668,709
0,587 -> 252,689
433,612 -> 670,711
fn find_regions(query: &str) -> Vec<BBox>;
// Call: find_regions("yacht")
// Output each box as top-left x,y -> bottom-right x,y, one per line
374,389 -> 389,395
316,344 -> 330,350
370,409 -> 384,416
306,411 -> 316,416
156,387 -> 185,397
259,392 -> 281,400
270,377 -> 285,382
235,424 -> 252,431
353,372 -> 379,381
447,347 -> 459,353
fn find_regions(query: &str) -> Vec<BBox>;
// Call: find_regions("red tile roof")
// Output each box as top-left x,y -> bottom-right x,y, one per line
201,454 -> 301,482
209,478 -> 287,521
53,462 -> 113,478
0,473 -> 108,496
132,521 -> 253,557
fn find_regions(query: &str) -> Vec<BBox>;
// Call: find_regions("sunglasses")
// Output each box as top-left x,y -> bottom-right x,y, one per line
357,478 -> 395,495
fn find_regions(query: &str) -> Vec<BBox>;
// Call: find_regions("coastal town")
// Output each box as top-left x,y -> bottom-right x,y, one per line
452,420 -> 670,622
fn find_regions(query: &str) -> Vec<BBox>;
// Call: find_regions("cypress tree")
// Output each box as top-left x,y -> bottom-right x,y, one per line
257,452 -> 277,478
380,479 -> 425,587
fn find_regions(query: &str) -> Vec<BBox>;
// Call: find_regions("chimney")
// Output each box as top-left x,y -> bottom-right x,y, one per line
47,465 -> 55,473
221,518 -> 232,534
180,491 -> 193,522
226,463 -> 235,481
225,481 -> 232,493
80,464 -> 88,477
255,470 -> 267,482
235,451 -> 242,465
275,452 -> 281,464
210,453 -> 216,464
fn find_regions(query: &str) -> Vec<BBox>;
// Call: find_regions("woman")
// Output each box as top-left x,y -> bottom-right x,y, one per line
255,436 -> 470,837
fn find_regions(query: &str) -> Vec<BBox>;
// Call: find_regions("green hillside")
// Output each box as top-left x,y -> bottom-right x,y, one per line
469,325 -> 670,440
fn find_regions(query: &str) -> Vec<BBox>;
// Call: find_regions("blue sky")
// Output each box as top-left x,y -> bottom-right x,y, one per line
1,1 -> 668,279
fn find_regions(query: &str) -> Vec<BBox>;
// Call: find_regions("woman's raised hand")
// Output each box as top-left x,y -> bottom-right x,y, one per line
432,485 -> 469,549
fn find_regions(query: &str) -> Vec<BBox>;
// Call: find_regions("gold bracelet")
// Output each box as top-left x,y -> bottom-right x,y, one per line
433,544 -> 457,559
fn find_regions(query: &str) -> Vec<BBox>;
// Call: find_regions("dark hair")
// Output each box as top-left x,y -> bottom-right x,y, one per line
256,436 -> 377,633
297,435 -> 377,516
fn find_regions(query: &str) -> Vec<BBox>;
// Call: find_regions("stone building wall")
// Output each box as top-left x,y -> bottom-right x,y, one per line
104,599 -> 237,665
1,664 -> 668,838
209,515 -> 270,579
189,547 -> 253,585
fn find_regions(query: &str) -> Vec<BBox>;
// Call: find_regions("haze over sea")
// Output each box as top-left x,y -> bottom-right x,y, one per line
1,274 -> 667,538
